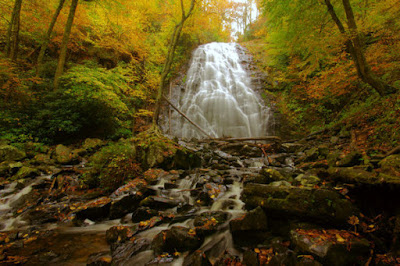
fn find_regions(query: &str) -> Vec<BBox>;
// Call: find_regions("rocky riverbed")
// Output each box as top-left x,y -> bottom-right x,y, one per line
0,130 -> 400,265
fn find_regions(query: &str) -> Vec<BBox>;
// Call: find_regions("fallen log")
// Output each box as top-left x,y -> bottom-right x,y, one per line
162,94 -> 214,139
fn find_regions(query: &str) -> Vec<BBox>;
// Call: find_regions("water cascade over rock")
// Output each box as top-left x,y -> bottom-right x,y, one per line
170,42 -> 271,139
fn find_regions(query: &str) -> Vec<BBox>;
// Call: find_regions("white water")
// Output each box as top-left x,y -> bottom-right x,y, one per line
170,42 -> 270,139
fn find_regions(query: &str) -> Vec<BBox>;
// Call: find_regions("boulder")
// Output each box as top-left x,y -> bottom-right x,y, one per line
109,192 -> 145,219
74,197 -> 111,221
87,252 -> 112,266
151,226 -> 203,255
171,148 -> 202,170
337,151 -> 363,167
294,174 -> 320,187
183,250 -> 212,266
54,144 -> 79,165
291,229 -> 370,265
229,207 -> 268,246
0,145 -> 26,163
132,207 -> 159,223
242,183 -> 358,225
140,196 -> 182,210
106,225 -> 137,245
82,138 -> 105,152
379,155 -> 400,175
111,238 -> 151,265
32,153 -> 53,165
12,166 -> 40,180
193,211 -> 230,236
328,167 -> 400,185
250,168 -> 286,184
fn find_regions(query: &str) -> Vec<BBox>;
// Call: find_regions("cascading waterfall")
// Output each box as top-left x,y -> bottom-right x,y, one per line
170,42 -> 271,139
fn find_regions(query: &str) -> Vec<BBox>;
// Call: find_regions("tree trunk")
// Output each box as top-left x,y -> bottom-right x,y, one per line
324,0 -> 396,96
5,0 -> 23,61
54,0 -> 79,90
37,0 -> 66,76
152,0 -> 196,125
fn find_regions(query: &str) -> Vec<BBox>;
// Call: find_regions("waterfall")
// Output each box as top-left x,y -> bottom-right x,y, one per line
169,42 -> 271,139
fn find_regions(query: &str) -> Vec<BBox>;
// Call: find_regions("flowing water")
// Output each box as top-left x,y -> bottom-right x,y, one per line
0,43 -> 271,265
169,42 -> 271,139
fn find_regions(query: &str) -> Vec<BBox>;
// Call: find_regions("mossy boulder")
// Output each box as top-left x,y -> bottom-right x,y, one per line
337,151 -> 363,167
54,144 -> 80,165
254,168 -> 286,184
242,183 -> 358,225
379,155 -> 400,175
291,229 -> 370,265
151,226 -> 203,255
0,145 -> 26,163
82,138 -> 105,152
12,166 -> 40,180
328,167 -> 400,185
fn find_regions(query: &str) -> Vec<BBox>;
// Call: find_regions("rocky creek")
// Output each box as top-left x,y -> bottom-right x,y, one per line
0,134 -> 400,265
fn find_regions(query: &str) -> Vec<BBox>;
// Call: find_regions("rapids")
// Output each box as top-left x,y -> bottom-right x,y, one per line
169,42 -> 271,139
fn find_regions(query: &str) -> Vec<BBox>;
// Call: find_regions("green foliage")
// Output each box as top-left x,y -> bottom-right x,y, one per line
83,140 -> 141,192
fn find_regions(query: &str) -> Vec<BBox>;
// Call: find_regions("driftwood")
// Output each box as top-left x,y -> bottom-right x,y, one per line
162,94 -> 214,139
386,145 -> 400,157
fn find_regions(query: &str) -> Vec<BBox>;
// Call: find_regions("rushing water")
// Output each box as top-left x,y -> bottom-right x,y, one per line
169,42 -> 270,139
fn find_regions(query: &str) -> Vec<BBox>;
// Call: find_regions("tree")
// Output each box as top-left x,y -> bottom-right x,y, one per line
152,0 -> 196,126
5,0 -> 22,61
54,0 -> 79,90
323,0 -> 396,96
36,0 -> 66,76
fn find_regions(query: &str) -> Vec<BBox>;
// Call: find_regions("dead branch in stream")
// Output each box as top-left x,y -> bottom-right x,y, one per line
162,94 -> 214,139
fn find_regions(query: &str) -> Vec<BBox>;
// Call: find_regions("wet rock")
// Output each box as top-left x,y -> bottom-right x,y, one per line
297,257 -> 323,266
328,167 -> 400,185
32,153 -> 53,165
22,208 -> 59,225
132,207 -> 159,223
151,226 -> 203,255
112,238 -> 151,265
270,180 -> 292,187
12,166 -> 40,180
164,182 -> 178,189
242,249 -> 259,265
281,143 -> 304,153
143,168 -> 168,184
0,145 -> 26,163
140,196 -> 182,210
184,250 -> 212,266
75,197 -> 111,221
171,148 -> 202,170
294,174 -> 320,187
194,211 -> 230,236
177,204 -> 199,215
230,207 -> 268,246
87,251 -> 112,266
82,138 -> 105,153
220,143 -> 261,157
291,229 -> 370,266
242,183 -> 358,225
379,155 -> 400,175
258,168 -> 286,184
202,182 -> 226,200
106,225 -> 137,245
110,192 -> 145,219
337,151 -> 363,167
54,144 -> 79,165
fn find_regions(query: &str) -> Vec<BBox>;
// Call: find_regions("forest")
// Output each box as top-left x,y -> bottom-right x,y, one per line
0,0 -> 400,265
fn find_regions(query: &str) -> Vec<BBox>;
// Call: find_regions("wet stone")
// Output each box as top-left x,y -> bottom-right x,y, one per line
290,229 -> 370,266
194,211 -> 230,236
183,250 -> 212,266
112,238 -> 151,265
132,207 -> 159,223
139,196 -> 182,210
151,226 -> 203,255
106,225 -> 137,245
87,251 -> 112,266
74,197 -> 111,221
